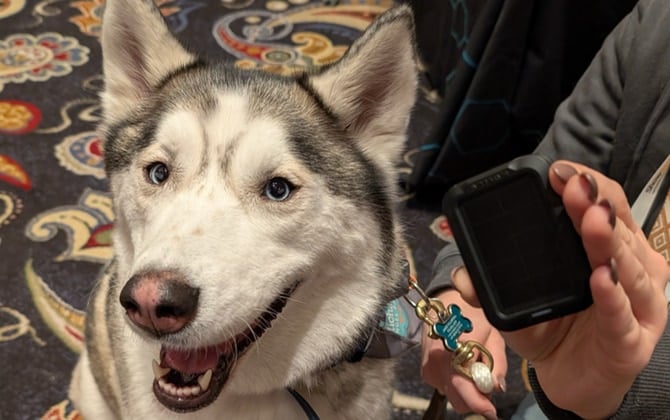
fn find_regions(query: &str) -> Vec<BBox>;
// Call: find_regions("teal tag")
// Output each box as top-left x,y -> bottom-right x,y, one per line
432,304 -> 472,351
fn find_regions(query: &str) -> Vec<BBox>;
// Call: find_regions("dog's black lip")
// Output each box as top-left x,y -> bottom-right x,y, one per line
152,283 -> 299,412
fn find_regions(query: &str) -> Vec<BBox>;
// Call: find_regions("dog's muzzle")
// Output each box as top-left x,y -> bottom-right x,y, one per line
120,272 -> 299,412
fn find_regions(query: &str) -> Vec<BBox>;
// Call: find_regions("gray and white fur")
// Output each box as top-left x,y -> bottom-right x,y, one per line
69,0 -> 418,418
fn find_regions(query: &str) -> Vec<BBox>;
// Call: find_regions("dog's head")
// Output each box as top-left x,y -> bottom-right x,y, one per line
100,0 -> 416,412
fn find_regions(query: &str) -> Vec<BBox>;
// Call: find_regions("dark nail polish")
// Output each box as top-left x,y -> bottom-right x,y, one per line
609,258 -> 618,285
580,173 -> 598,203
552,163 -> 578,184
598,199 -> 616,229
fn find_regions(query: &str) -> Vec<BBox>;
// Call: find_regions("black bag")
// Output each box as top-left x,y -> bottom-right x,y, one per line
407,0 -> 637,196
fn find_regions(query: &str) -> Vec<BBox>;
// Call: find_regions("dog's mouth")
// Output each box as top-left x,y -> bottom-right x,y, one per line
150,286 -> 296,412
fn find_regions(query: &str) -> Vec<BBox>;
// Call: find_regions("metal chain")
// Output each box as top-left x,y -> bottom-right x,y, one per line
404,274 -> 495,394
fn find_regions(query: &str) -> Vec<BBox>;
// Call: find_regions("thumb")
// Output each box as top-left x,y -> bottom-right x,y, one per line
452,266 -> 482,308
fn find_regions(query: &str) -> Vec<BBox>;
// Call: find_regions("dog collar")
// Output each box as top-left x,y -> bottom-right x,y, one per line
287,388 -> 320,420
347,260 -> 423,362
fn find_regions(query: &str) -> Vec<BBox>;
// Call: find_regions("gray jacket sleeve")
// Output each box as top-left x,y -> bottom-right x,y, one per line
425,242 -> 462,296
533,0 -> 633,170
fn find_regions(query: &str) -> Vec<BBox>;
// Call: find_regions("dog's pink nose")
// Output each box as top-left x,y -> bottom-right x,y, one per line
119,271 -> 199,336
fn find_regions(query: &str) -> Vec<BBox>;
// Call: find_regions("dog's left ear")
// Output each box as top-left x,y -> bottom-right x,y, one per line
310,6 -> 417,166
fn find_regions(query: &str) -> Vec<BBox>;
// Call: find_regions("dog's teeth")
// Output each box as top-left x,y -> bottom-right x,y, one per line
152,359 -> 170,379
198,369 -> 213,391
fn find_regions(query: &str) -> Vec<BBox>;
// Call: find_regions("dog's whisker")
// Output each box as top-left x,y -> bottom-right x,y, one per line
283,294 -> 309,307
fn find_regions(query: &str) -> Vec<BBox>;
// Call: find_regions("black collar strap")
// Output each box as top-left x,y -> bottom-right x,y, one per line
287,388 -> 320,420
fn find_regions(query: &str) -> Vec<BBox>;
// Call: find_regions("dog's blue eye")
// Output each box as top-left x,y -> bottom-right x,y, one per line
264,177 -> 293,201
146,162 -> 169,185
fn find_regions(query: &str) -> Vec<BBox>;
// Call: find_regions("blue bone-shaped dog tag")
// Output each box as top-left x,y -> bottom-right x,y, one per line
432,304 -> 473,352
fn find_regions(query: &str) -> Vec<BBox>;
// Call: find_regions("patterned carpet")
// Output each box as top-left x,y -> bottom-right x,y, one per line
0,1 -> 527,419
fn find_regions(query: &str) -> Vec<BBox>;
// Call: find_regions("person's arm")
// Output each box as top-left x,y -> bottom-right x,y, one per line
528,318 -> 670,419
533,2 -> 670,417
426,2 -> 670,417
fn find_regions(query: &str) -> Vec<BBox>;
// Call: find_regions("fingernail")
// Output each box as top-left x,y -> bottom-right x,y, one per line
609,258 -> 618,285
496,375 -> 506,393
483,411 -> 498,420
579,173 -> 598,203
552,163 -> 578,183
598,198 -> 616,229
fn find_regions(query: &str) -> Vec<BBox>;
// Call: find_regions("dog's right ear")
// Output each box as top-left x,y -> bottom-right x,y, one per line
100,0 -> 198,123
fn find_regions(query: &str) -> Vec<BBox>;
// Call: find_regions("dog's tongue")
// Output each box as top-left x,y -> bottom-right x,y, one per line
162,346 -> 219,374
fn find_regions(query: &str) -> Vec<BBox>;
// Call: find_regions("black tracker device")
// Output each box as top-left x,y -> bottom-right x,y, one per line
443,154 -> 593,331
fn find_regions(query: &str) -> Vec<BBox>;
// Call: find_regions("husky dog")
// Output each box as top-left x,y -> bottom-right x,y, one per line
69,0 -> 417,418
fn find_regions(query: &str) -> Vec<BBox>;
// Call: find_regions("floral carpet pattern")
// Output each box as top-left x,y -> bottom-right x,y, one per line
0,1 -> 528,419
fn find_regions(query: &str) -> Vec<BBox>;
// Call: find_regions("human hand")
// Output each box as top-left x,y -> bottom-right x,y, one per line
453,160 -> 669,418
420,287 -> 507,419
